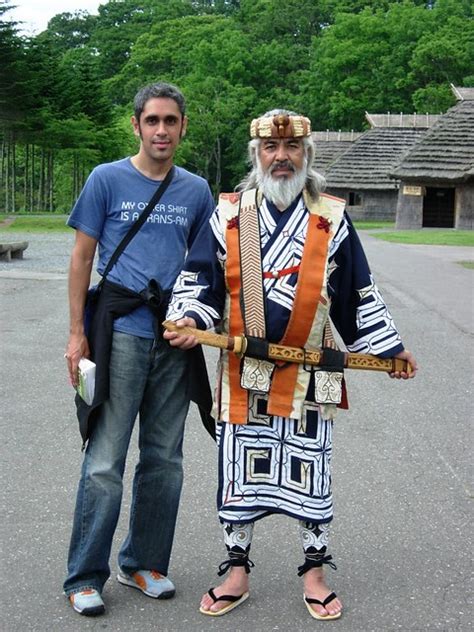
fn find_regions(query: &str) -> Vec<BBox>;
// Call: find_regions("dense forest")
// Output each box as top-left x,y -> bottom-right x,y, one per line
0,0 -> 472,212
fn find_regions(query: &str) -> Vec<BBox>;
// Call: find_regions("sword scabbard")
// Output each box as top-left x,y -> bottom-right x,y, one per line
345,353 -> 410,374
267,343 -> 323,366
162,321 -> 410,375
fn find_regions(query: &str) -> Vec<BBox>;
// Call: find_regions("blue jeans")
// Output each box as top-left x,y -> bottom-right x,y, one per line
64,332 -> 190,595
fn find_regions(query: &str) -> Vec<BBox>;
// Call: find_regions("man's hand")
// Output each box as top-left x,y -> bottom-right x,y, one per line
65,333 -> 90,388
163,317 -> 199,349
389,349 -> 418,379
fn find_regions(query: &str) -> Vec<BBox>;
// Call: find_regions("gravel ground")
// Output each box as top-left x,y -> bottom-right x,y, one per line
1,228 -> 472,631
0,231 -> 74,276
2,228 -> 471,277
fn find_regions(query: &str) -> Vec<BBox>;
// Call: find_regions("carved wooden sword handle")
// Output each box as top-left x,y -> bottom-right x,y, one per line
162,320 -> 237,351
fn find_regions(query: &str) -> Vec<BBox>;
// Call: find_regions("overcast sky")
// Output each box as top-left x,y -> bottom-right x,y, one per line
7,1 -> 103,35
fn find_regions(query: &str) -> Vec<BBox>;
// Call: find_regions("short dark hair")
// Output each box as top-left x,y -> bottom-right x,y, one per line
133,82 -> 186,120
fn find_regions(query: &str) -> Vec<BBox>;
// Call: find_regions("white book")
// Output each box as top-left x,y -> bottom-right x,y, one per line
76,358 -> 96,406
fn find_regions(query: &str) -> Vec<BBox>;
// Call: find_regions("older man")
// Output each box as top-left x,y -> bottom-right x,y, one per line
165,110 -> 417,620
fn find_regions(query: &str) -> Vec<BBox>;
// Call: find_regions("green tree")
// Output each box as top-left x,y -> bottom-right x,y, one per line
44,10 -> 97,48
0,0 -> 28,127
301,0 -> 470,130
54,47 -> 111,126
3,0 -> 472,209
90,0 -> 196,79
112,14 -> 258,190
0,0 -> 33,211
409,13 -> 474,111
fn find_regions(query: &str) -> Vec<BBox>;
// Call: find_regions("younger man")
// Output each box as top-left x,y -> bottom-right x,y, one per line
64,82 -> 214,616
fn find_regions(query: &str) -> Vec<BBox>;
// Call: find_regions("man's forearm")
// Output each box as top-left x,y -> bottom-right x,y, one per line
68,250 -> 94,335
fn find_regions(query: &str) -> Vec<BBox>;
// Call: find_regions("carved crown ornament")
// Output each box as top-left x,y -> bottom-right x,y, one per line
250,114 -> 312,139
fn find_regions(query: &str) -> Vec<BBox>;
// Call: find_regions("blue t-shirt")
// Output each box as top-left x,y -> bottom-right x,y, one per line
68,158 -> 215,338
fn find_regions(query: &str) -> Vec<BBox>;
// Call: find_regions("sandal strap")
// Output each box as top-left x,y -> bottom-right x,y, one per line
297,554 -> 337,576
218,556 -> 255,576
208,588 -> 244,604
305,591 -> 338,607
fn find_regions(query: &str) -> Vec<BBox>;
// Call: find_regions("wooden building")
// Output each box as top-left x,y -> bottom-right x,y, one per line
323,113 -> 439,221
391,86 -> 474,229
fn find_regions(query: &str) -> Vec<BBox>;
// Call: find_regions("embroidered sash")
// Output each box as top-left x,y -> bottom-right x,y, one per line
223,194 -> 249,423
239,189 -> 266,337
267,212 -> 331,417
222,189 -> 345,423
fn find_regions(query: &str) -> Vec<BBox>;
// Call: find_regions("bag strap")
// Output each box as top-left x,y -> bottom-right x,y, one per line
100,165 -> 175,283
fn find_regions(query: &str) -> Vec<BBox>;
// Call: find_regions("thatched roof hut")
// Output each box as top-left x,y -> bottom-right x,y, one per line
322,114 -> 436,220
391,89 -> 474,184
392,86 -> 474,229
312,131 -> 361,176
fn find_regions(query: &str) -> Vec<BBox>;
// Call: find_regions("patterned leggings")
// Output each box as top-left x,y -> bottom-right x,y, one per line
219,520 -> 335,576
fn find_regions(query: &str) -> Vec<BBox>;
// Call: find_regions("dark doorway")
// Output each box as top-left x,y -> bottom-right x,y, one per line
423,187 -> 455,227
348,191 -> 362,206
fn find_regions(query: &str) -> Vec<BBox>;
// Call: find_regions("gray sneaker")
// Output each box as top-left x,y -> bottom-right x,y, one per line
117,569 -> 175,599
68,588 -> 105,616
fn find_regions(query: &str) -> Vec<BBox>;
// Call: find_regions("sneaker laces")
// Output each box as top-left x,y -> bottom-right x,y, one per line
150,570 -> 164,580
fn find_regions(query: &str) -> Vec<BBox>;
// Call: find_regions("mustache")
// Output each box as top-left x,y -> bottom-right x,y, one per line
270,160 -> 295,173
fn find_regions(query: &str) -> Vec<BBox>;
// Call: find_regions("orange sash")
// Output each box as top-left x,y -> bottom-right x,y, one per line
267,214 -> 331,417
225,217 -> 249,423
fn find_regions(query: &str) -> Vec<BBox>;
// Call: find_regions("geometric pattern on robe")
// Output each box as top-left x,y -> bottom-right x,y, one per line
216,395 -> 334,524
167,195 -> 404,359
167,192 -> 404,523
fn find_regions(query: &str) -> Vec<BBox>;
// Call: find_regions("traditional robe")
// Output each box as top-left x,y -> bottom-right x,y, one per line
167,190 -> 403,524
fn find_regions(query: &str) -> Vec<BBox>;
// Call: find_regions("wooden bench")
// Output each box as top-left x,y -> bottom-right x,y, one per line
0,241 -> 29,262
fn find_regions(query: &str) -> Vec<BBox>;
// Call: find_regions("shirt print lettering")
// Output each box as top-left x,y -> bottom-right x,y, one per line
119,201 -> 189,226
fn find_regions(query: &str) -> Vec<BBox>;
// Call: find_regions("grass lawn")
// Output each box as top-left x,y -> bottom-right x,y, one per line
353,221 -> 395,230
0,214 -> 69,232
2,216 -> 397,233
369,230 -> 474,246
457,261 -> 474,269
0,215 -> 472,247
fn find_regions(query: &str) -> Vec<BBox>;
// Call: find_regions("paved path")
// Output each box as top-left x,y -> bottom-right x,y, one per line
0,230 -> 472,631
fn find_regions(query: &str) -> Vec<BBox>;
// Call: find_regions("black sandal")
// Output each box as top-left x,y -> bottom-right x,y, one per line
199,587 -> 249,617
304,591 -> 342,620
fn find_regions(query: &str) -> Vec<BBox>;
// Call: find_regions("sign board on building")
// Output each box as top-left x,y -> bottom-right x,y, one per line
403,185 -> 424,196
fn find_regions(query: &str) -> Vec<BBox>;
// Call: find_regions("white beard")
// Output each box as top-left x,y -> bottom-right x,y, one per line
256,155 -> 307,211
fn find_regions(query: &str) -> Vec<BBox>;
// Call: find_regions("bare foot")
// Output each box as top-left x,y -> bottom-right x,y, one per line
304,567 -> 342,618
200,567 -> 249,614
